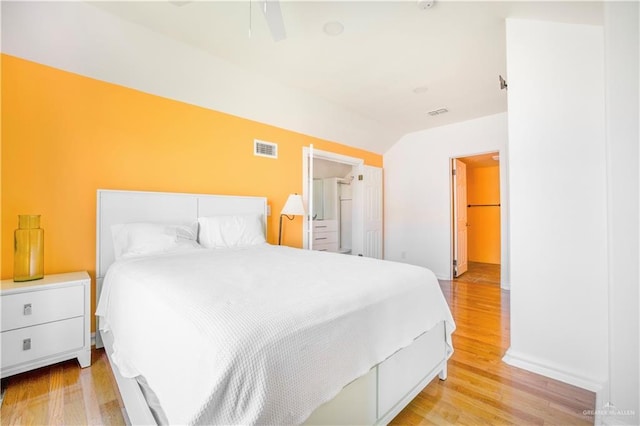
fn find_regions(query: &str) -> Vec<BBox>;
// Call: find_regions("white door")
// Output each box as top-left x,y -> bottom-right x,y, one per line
352,165 -> 383,259
453,159 -> 468,276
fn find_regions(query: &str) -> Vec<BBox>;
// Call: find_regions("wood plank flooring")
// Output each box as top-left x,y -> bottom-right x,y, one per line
454,261 -> 501,285
391,270 -> 595,425
1,265 -> 595,425
0,350 -> 125,425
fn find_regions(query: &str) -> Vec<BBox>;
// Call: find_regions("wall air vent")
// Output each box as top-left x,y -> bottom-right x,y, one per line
254,139 -> 278,159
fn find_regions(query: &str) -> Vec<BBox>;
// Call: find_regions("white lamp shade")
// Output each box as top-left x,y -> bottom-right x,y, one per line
281,194 -> 306,216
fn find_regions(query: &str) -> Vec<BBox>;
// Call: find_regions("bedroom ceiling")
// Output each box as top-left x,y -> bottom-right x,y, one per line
89,1 -> 603,147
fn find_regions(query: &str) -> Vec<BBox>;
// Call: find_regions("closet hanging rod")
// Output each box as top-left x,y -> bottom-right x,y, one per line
467,204 -> 501,207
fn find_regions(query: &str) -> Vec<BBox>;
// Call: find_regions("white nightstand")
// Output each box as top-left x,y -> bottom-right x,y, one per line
1,271 -> 91,378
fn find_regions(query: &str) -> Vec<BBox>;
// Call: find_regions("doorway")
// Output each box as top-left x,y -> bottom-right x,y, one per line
311,158 -> 354,253
302,147 -> 383,258
451,151 -> 502,283
302,148 -> 363,254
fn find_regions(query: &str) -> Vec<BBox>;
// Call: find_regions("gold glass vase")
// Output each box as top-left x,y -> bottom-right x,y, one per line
14,215 -> 44,282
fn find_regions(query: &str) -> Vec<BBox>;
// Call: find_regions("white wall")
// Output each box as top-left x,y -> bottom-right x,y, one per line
383,112 -> 509,283
0,1 -> 396,154
503,19 -> 608,392
602,2 -> 639,425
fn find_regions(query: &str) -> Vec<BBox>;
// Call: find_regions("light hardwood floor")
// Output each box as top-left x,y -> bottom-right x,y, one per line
391,276 -> 595,425
454,261 -> 501,285
1,271 -> 594,425
0,349 -> 124,425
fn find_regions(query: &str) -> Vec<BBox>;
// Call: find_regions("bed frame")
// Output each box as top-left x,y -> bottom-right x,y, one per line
95,189 -> 448,425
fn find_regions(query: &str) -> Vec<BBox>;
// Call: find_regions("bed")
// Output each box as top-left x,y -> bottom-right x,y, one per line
94,189 -> 455,425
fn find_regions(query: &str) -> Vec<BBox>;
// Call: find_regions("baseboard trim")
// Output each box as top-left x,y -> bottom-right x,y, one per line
502,348 -> 603,392
599,413 -> 639,426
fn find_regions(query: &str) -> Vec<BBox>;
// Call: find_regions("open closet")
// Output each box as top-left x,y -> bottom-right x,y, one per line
303,146 -> 384,259
312,159 -> 353,253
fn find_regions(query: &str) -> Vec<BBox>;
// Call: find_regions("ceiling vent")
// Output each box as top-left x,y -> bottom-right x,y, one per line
254,139 -> 278,159
428,108 -> 449,116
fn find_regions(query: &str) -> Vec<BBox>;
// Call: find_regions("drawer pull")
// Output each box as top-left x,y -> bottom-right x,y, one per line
23,338 -> 31,351
316,237 -> 327,240
316,225 -> 327,228
23,303 -> 32,315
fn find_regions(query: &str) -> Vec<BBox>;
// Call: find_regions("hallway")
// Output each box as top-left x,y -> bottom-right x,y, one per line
454,261 -> 500,285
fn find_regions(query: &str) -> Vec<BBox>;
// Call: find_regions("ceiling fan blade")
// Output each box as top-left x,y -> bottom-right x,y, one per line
260,0 -> 286,41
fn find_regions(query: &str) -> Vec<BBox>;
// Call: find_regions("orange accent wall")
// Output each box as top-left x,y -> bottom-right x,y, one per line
1,54 -> 382,329
467,165 -> 501,264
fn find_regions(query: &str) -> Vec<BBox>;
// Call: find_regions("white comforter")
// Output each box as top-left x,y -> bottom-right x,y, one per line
96,244 -> 454,425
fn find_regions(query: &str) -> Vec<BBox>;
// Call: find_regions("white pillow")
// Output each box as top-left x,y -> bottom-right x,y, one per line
111,222 -> 200,260
198,214 -> 266,249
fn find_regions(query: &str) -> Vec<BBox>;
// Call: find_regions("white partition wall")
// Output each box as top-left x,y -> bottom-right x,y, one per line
503,19 -> 608,393
602,2 -> 639,425
383,113 -> 509,281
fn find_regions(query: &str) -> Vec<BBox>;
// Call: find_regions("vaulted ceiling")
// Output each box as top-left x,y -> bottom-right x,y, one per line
90,1 -> 602,151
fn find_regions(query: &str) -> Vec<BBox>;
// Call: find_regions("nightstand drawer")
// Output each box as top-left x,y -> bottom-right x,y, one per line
1,285 -> 84,332
1,316 -> 85,369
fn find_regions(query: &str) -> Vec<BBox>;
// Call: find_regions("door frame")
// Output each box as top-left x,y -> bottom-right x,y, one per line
450,150 -> 506,286
302,147 -> 364,250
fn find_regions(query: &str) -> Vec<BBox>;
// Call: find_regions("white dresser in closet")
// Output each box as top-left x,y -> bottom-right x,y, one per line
312,220 -> 339,252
